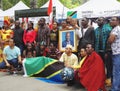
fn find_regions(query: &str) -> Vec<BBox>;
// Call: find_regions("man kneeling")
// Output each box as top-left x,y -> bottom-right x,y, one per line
3,39 -> 22,74
78,43 -> 106,91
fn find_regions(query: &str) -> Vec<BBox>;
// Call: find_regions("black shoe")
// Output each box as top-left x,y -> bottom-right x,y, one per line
67,80 -> 74,86
17,64 -> 22,71
67,83 -> 74,86
7,70 -> 13,74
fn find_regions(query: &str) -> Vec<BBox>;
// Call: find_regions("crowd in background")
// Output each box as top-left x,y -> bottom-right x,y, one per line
0,16 -> 120,91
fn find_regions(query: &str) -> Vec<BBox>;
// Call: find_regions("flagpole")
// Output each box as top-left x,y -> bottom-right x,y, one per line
61,1 -> 65,20
47,0 -> 53,30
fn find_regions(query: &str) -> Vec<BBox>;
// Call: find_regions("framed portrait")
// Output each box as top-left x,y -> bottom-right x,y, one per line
59,30 -> 77,52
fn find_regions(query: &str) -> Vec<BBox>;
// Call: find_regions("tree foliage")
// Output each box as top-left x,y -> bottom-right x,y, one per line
2,0 -> 49,10
2,0 -> 13,10
37,0 -> 48,7
60,0 -> 82,9
2,0 -> 107,10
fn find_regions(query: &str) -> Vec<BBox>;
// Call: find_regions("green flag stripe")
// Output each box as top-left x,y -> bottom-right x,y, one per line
29,60 -> 57,76
24,57 -> 57,76
68,11 -> 77,16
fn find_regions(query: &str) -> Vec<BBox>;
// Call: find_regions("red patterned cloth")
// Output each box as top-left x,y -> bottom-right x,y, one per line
79,51 -> 106,91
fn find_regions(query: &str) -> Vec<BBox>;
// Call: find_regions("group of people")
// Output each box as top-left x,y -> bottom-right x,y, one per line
0,16 -> 120,91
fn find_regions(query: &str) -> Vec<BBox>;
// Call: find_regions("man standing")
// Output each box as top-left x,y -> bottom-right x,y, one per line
3,39 -> 22,74
36,18 -> 50,46
94,17 -> 111,61
13,20 -> 24,54
78,17 -> 94,50
94,17 -> 112,85
108,16 -> 120,91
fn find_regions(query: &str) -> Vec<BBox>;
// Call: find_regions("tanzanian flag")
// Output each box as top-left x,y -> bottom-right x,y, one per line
23,56 -> 65,84
67,11 -> 77,18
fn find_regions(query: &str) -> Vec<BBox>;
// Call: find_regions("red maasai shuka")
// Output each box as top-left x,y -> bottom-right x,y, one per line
79,51 -> 106,91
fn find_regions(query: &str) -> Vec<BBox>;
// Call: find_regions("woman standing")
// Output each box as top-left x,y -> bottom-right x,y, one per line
23,22 -> 36,45
49,22 -> 59,47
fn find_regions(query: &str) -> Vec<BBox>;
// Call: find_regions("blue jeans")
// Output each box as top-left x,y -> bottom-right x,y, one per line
111,54 -> 120,91
7,58 -> 18,68
0,61 -> 6,69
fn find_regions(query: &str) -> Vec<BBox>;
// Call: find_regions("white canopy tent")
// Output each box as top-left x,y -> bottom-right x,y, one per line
0,1 -> 29,17
40,0 -> 69,19
71,0 -> 120,18
0,9 -> 4,27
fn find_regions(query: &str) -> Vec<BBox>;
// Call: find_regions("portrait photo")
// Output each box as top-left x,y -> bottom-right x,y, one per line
59,30 -> 77,52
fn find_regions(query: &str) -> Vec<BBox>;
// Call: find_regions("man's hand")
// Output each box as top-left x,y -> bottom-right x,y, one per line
65,64 -> 72,68
18,55 -> 22,64
18,60 -> 22,64
6,62 -> 10,67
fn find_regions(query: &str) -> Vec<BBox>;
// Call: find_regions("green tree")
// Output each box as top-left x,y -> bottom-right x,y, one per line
9,0 -> 19,5
59,0 -> 82,9
21,0 -> 30,7
2,0 -> 47,10
37,0 -> 48,7
2,0 -> 89,10
2,0 -> 12,10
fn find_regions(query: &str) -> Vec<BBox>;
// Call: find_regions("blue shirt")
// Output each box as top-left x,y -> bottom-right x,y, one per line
62,40 -> 74,48
3,46 -> 21,60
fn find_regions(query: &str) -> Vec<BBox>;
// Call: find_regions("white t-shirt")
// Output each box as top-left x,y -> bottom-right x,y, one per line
83,27 -> 88,36
111,26 -> 120,55
75,28 -> 82,39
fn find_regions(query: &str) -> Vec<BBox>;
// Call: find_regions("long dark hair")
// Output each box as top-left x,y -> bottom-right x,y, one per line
26,21 -> 34,32
25,43 -> 35,56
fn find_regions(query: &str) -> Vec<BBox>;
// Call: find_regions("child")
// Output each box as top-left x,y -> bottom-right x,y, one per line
48,43 -> 61,59
23,43 -> 36,58
36,41 -> 49,57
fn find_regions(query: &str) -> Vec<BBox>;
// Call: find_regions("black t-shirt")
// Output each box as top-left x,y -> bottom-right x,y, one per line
13,27 -> 24,45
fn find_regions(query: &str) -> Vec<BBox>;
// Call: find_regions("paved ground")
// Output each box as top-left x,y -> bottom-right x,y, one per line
0,71 -> 111,91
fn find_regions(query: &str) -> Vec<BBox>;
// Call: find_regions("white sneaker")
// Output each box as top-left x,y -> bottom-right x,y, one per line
13,71 -> 18,76
23,74 -> 28,77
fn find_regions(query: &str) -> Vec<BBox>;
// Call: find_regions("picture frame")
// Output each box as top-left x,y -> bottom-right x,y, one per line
59,30 -> 77,52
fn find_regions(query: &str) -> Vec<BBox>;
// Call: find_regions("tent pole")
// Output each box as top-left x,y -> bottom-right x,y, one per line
61,1 -> 65,20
